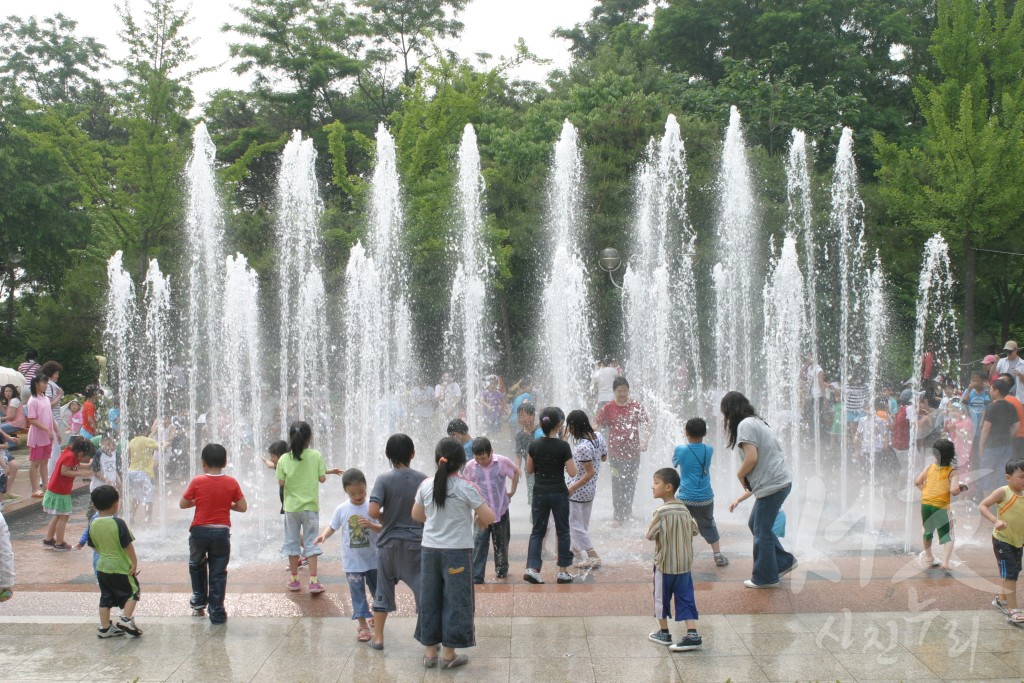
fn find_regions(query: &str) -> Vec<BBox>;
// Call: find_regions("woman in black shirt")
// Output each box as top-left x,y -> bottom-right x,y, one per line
523,407 -> 578,584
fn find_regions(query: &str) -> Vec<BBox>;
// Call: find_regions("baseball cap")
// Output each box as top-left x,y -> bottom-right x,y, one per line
446,418 -> 469,435
1005,341 -> 1019,352
984,354 -> 999,365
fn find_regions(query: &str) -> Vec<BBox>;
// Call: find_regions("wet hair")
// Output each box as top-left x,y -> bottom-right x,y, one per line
267,440 -> 289,457
1007,459 -> 1024,476
201,443 -> 227,468
471,436 -> 493,456
612,377 -> 630,392
70,437 -> 95,459
90,484 -> 119,511
385,433 -> 415,466
39,361 -> 62,378
654,467 -> 680,493
538,406 -> 564,436
30,374 -> 47,396
684,417 -> 707,439
999,373 -> 1016,392
342,468 -> 367,489
992,378 -> 1012,397
517,402 -> 535,416
565,409 -> 596,441
721,391 -> 759,449
931,439 -> 956,468
287,421 -> 312,461
432,437 -> 467,509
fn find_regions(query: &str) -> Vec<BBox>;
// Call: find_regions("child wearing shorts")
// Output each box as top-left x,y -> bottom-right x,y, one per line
673,418 -> 728,567
87,485 -> 142,638
980,458 -> 1024,624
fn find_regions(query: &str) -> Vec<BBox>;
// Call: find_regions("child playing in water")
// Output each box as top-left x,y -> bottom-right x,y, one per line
316,468 -> 381,641
42,437 -> 95,551
915,439 -> 966,571
980,458 -> 1024,624
673,418 -> 727,567
88,485 -> 142,638
514,403 -> 537,505
264,439 -> 308,569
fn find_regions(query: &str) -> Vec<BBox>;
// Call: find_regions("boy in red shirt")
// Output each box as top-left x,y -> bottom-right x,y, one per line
42,437 -> 95,550
179,443 -> 247,624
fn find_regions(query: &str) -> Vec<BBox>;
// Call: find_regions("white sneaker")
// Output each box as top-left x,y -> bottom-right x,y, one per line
523,569 -> 544,584
743,579 -> 779,589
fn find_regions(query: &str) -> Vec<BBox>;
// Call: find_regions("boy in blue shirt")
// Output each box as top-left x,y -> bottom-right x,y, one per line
672,418 -> 728,567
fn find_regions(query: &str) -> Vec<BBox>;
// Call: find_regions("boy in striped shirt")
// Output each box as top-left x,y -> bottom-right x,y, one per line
463,437 -> 519,583
646,468 -> 701,651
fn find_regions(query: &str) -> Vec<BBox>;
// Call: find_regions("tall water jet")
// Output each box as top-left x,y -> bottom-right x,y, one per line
785,130 -> 821,470
447,124 -> 490,434
763,237 -> 807,487
221,253 -> 266,543
903,234 -> 957,551
830,127 -> 868,510
184,122 -> 225,471
142,259 -> 171,533
540,120 -> 594,411
864,257 -> 888,532
296,266 -> 333,457
713,107 -> 759,396
624,114 -> 699,431
344,125 -> 415,472
104,252 -> 138,520
276,132 -> 328,436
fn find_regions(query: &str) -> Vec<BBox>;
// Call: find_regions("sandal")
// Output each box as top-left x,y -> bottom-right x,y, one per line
1008,609 -> 1024,624
442,654 -> 469,669
423,655 -> 438,668
357,627 -> 372,642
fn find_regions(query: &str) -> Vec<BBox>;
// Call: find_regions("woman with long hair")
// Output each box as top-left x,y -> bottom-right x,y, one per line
565,409 -> 606,569
721,391 -> 796,588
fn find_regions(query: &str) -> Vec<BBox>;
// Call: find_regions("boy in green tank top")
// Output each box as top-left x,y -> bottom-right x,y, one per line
980,458 -> 1024,625
86,485 -> 142,638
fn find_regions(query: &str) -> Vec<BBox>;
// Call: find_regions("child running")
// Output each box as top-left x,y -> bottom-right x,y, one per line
412,437 -> 495,669
673,418 -> 728,567
42,437 -> 95,551
369,433 -> 427,649
647,467 -> 702,651
464,436 -> 519,583
315,468 -> 381,642
915,438 -> 966,571
87,485 -> 142,638
980,458 -> 1024,624
277,421 -> 334,594
179,443 -> 247,624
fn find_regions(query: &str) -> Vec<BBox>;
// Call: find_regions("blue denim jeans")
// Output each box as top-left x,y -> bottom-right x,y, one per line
748,484 -> 795,586
527,491 -> 572,569
415,547 -> 475,649
189,526 -> 231,620
346,569 -> 378,620
473,510 -> 510,583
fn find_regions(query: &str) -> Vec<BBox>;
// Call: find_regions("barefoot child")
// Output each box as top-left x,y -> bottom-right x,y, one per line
179,443 -> 247,624
87,485 -> 142,638
673,418 -> 728,567
980,458 -> 1024,624
647,468 -> 702,652
43,437 -> 95,550
915,439 -> 966,570
315,468 -> 381,641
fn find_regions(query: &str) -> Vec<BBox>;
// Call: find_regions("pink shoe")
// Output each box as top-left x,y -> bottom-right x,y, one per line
286,580 -> 301,591
308,581 -> 324,594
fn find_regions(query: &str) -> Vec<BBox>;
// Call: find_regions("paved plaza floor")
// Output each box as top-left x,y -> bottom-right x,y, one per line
2,455 -> 1024,681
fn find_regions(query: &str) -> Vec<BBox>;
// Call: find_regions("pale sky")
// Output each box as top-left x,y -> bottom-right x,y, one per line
16,0 -> 597,107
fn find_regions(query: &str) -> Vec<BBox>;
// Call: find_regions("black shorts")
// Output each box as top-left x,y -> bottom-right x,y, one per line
993,537 -> 1024,581
97,571 -> 140,609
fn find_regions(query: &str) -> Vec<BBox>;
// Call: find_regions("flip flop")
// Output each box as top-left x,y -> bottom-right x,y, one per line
423,655 -> 438,668
442,654 -> 469,669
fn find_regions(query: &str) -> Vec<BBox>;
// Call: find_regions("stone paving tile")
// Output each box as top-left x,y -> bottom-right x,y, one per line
592,656 -> 682,682
833,651 -> 937,680
753,653 -> 854,682
724,613 -> 809,634
342,648 -> 426,683
424,656 -> 510,681
736,630 -> 829,656
250,655 -> 349,683
673,654 -> 769,682
510,615 -> 586,637
510,633 -> 591,658
916,651 -> 1016,680
508,655 -> 595,683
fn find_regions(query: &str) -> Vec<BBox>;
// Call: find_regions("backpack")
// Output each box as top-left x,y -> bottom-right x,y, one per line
891,406 -> 910,451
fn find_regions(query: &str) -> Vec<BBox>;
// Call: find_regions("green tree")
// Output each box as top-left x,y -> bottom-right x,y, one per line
356,0 -> 468,86
875,0 -> 1024,376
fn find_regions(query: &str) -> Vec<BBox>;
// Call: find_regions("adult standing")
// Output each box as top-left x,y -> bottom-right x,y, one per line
564,410 -> 606,569
16,351 -> 39,403
39,361 -> 64,479
720,391 -> 797,589
978,378 -> 1019,495
591,358 -> 618,413
434,372 -> 462,426
595,377 -> 649,525
996,342 -> 1024,402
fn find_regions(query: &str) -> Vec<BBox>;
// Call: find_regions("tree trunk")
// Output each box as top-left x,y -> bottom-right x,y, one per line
961,243 -> 976,384
5,265 -> 14,340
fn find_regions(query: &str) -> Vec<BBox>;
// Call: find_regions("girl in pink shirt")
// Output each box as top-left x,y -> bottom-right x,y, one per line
26,375 -> 56,497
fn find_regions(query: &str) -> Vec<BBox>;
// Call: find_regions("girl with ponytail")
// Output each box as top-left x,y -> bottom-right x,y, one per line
411,438 -> 494,669
277,420 -> 342,594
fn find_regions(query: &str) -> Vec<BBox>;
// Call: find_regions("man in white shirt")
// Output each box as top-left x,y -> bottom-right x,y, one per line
996,341 -> 1024,401
591,358 -> 618,411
